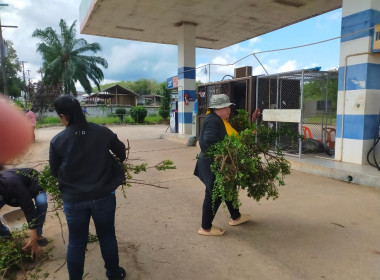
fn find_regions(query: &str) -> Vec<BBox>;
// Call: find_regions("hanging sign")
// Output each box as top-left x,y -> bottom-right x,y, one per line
167,76 -> 178,89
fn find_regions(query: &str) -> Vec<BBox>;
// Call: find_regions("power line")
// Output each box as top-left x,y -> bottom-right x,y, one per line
178,25 -> 377,79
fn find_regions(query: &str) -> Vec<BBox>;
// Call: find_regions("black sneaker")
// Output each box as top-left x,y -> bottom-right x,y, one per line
0,226 -> 11,238
109,267 -> 126,280
37,237 -> 49,247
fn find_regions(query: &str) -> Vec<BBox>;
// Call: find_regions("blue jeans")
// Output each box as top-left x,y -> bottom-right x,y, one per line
0,191 -> 47,236
63,193 -> 121,280
35,191 -> 48,236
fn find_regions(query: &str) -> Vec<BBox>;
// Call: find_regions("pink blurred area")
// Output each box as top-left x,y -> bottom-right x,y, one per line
0,96 -> 33,164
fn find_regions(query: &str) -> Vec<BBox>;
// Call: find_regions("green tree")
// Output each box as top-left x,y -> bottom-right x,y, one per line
27,81 -> 61,116
115,108 -> 127,122
130,105 -> 147,123
0,40 -> 24,98
129,79 -> 159,96
32,19 -> 108,95
158,82 -> 171,119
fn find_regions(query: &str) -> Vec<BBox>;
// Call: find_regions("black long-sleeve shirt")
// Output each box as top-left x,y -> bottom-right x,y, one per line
0,168 -> 42,229
194,111 -> 227,190
49,123 -> 126,202
198,111 -> 227,155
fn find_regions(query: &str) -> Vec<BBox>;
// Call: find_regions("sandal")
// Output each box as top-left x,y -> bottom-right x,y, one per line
198,226 -> 225,236
229,214 -> 250,226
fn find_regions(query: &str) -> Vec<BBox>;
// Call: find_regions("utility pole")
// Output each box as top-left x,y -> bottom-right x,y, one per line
20,60 -> 27,105
38,67 -> 43,80
20,60 -> 26,83
26,69 -> 31,84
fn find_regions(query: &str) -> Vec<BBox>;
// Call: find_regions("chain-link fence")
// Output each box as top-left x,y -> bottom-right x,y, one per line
256,69 -> 338,158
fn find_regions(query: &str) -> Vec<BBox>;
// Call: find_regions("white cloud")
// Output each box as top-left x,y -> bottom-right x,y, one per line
277,60 -> 297,73
327,11 -> 341,21
10,0 -> 32,9
104,41 -> 177,82
210,55 -> 248,81
303,63 -> 319,70
248,37 -> 262,46
268,59 -> 279,65
316,10 -> 342,29
252,65 -> 269,76
251,48 -> 261,54
107,44 -> 138,73
228,43 -> 258,55
75,81 -> 84,92
250,60 -> 298,76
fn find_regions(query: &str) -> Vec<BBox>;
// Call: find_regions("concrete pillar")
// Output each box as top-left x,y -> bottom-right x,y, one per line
336,0 -> 380,164
177,22 -> 196,135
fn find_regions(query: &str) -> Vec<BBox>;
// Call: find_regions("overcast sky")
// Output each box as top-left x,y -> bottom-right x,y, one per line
2,1 -> 342,90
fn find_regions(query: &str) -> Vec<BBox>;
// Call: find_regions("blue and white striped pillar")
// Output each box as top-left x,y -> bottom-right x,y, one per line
336,0 -> 380,164
177,22 -> 196,135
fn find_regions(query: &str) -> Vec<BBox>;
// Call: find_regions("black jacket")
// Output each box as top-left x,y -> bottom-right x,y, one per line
0,168 -> 42,229
49,123 -> 126,202
194,111 -> 227,190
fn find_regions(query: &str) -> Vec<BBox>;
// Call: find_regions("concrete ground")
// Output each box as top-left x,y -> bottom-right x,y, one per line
5,124 -> 380,280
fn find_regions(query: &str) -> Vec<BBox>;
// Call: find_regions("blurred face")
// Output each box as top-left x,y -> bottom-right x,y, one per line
214,106 -> 231,120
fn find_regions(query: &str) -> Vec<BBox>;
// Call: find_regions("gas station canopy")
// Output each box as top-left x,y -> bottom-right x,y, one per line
80,0 -> 342,50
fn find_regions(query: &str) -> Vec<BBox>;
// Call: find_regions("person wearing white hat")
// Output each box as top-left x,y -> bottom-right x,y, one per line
194,94 -> 260,236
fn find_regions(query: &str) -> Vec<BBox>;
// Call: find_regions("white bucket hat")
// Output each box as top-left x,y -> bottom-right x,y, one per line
208,94 -> 234,109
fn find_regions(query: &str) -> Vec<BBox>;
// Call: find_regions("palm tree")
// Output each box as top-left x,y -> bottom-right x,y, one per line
32,19 -> 108,95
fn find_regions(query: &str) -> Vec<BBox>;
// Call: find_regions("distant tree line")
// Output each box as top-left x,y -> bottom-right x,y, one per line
95,79 -> 163,96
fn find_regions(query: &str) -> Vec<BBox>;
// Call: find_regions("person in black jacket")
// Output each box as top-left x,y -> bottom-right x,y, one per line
0,168 -> 48,257
194,94 -> 260,236
49,95 -> 126,280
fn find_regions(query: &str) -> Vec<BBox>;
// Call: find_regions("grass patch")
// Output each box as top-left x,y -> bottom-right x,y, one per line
145,115 -> 162,124
36,117 -> 61,128
36,115 -> 164,127
303,115 -> 336,125
87,116 -> 122,125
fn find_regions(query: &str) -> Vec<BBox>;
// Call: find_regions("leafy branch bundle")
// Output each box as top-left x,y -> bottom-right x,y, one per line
209,110 -> 292,209
0,229 -> 31,279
